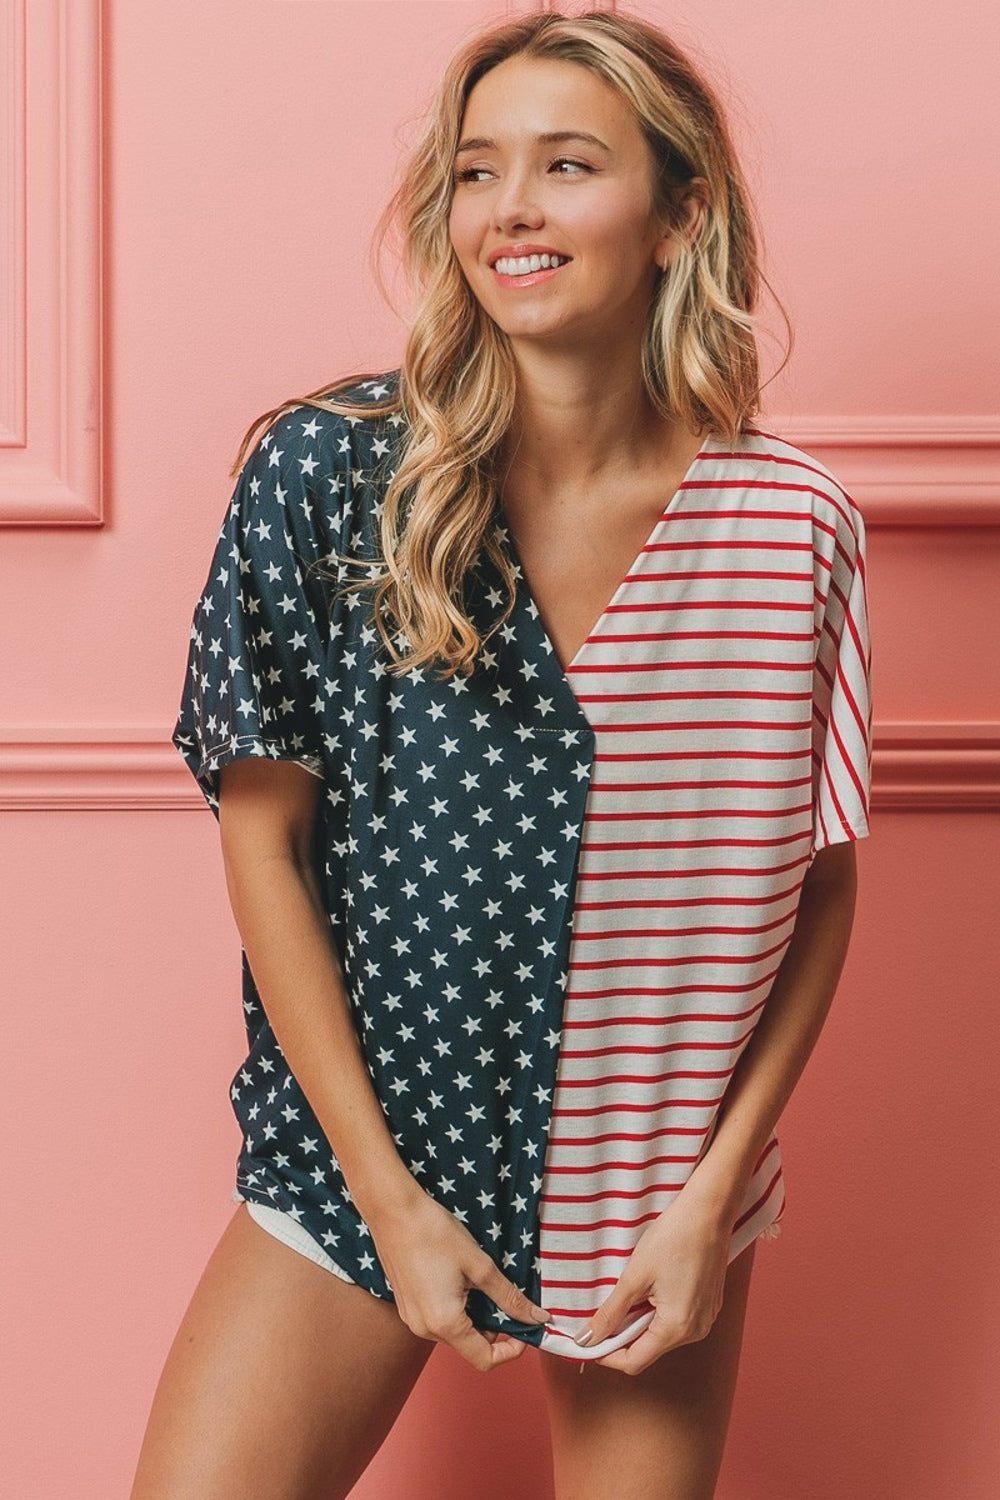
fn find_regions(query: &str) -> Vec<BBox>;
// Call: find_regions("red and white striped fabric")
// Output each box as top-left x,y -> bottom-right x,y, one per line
536,426 -> 872,1360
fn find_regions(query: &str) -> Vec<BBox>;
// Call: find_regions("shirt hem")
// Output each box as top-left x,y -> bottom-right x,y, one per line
538,1180 -> 785,1362
194,736 -> 324,784
812,813 -> 870,855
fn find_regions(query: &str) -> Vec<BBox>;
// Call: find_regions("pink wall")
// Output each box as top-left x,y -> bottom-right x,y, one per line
2,2 -> 998,1496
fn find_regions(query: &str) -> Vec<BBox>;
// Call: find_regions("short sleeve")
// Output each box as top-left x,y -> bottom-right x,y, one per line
811,502 -> 873,854
172,409 -> 340,814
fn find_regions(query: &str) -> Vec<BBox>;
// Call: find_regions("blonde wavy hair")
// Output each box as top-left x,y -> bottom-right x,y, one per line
234,8 -> 791,680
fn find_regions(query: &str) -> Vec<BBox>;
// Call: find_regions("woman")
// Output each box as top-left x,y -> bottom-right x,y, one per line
132,9 -> 871,1498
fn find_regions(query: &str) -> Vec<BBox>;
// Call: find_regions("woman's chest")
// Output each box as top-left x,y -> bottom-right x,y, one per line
499,474 -> 691,676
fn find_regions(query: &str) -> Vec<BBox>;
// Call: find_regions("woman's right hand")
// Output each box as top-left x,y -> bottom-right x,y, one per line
366,1186 -> 551,1372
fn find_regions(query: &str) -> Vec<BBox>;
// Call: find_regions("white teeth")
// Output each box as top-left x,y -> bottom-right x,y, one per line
493,253 -> 567,277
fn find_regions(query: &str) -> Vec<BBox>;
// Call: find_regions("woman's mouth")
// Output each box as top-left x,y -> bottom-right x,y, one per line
492,252 -> 570,276
490,252 -> 571,288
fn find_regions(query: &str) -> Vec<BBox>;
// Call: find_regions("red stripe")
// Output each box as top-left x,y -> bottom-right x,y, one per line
583,628 -> 815,643
821,751 -> 854,842
569,936 -> 791,972
551,1096 -> 724,1118
733,1167 -> 783,1233
576,689 -> 812,705
588,775 -> 812,792
562,1011 -> 762,1029
834,631 -> 870,748
545,1311 -> 616,1320
620,567 -> 814,584
562,979 -> 777,1011
581,840 -> 809,864
827,694 -> 867,812
572,882 -> 805,911
571,914 -> 795,939
667,505 -> 824,526
559,1027 -> 756,1059
590,718 -> 812,733
546,1126 -> 710,1147
815,799 -> 832,850
535,1246 -> 634,1261
544,1153 -> 703,1173
600,598 -> 814,614
556,1066 -> 736,1088
813,652 -> 835,702
542,1182 -> 691,1203
570,658 -> 813,674
562,999 -> 766,1025
540,1211 -> 676,1232
573,899 -> 799,914
641,537 -> 815,555
593,747 -> 807,761
537,1274 -> 621,1290
583,803 -> 813,822
577,856 -> 811,880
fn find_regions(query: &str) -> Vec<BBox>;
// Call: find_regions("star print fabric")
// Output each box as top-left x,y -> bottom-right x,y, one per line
173,377 -> 597,1346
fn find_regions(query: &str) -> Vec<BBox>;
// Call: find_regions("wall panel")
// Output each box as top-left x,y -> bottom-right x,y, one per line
0,0 -> 102,523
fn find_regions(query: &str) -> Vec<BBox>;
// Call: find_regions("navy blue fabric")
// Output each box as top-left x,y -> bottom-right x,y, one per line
173,372 -> 595,1342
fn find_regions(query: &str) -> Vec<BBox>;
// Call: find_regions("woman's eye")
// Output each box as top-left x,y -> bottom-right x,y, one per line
453,159 -> 593,184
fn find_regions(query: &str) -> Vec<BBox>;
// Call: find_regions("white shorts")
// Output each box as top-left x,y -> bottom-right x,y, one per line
235,1190 -> 358,1286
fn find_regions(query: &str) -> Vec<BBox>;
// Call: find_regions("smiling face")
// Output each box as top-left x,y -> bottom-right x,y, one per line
448,54 -> 674,357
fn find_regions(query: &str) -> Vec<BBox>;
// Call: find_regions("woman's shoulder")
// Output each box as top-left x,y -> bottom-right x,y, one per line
733,422 -> 865,543
327,368 -> 402,410
261,367 -> 405,454
226,369 -> 405,551
249,367 -> 405,505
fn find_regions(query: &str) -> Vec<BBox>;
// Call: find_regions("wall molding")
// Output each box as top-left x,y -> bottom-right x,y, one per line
0,0 -> 25,446
1,723 -> 997,811
0,734 -> 191,811
871,721 -> 1000,809
765,416 -> 1000,527
0,0 -> 103,525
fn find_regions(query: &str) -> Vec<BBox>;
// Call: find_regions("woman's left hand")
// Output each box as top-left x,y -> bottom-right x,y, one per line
581,1183 -> 735,1375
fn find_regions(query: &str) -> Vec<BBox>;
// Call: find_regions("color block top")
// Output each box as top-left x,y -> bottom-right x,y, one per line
172,371 -> 872,1361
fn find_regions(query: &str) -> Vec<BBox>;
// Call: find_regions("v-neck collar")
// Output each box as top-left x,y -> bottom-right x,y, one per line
498,429 -> 721,682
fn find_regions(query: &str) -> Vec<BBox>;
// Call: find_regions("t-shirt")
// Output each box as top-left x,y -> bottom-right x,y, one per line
173,370 -> 872,1361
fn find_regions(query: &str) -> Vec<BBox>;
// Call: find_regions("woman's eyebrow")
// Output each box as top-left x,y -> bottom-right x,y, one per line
454,130 -> 612,155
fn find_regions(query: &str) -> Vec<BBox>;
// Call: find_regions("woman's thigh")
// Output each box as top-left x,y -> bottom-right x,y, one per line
539,1240 -> 757,1500
130,1204 -> 434,1500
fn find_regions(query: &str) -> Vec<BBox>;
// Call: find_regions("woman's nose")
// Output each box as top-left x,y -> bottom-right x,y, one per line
490,170 -> 544,234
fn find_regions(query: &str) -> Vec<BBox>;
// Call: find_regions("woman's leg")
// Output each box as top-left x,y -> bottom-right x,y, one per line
540,1239 -> 757,1500
130,1204 -> 434,1500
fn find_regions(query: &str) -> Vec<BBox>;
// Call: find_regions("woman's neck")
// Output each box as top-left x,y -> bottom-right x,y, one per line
499,343 -> 701,492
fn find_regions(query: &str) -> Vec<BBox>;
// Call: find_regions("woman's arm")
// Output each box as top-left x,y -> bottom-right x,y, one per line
217,756 -> 550,1369
218,758 -> 421,1224
582,840 -> 859,1371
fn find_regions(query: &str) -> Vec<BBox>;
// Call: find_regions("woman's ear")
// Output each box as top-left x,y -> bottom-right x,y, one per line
656,177 -> 711,269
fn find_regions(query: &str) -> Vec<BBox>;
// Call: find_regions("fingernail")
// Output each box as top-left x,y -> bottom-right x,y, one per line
574,1328 -> 594,1347
534,1306 -> 552,1322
